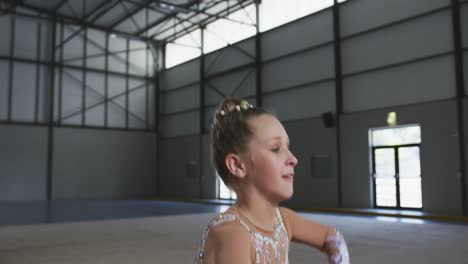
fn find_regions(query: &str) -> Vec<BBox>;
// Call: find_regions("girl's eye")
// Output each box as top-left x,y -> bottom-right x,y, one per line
272,147 -> 280,153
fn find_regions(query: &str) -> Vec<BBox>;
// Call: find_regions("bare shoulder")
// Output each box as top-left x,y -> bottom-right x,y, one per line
209,219 -> 251,244
203,219 -> 253,263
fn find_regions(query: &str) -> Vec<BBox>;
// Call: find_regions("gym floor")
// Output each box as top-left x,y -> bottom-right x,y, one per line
0,200 -> 467,263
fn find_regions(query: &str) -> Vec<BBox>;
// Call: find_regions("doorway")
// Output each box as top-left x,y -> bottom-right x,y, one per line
217,171 -> 237,200
370,125 -> 422,209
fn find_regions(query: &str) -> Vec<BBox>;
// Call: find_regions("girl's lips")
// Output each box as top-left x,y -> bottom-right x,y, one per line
282,174 -> 294,181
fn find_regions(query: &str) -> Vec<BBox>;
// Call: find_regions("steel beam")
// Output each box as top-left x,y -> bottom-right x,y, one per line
109,0 -> 154,30
62,46 -> 147,63
163,0 -> 254,43
137,0 -> 223,36
82,27 -> 87,126
58,21 -> 64,124
332,0 -> 343,208
7,15 -> 15,121
34,22 -> 41,123
53,0 -> 69,13
254,0 -> 261,107
200,26 -> 205,134
104,31 -> 109,128
451,0 -> 467,216
46,17 -> 57,202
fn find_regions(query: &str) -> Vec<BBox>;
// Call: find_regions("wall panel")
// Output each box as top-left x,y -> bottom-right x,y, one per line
207,67 -> 256,99
53,128 -> 156,199
0,125 -> 47,201
159,135 -> 200,199
0,61 -> 8,120
61,69 -> 83,125
462,3 -> 468,48
161,59 -> 199,90
148,83 -> 155,128
129,40 -> 148,76
63,25 -> 84,67
162,85 -> 200,114
107,36 -> 127,73
86,29 -> 106,71
14,18 -> 38,60
0,16 -> 11,56
340,0 -> 450,37
11,62 -> 36,122
38,65 -> 49,123
204,38 -> 255,76
263,81 -> 335,121
161,111 -> 199,137
128,86 -> 147,129
107,101 -> 126,128
343,55 -> 455,112
263,45 -> 334,92
342,10 -> 452,75
262,9 -> 333,61
84,72 -> 104,127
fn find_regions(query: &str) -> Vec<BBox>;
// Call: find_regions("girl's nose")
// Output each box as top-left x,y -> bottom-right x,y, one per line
287,151 -> 298,167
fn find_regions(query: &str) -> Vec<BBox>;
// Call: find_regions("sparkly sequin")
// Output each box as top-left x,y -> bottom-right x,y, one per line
194,208 -> 290,264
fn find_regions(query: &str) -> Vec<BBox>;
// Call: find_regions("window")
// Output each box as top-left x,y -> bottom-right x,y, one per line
203,4 -> 256,54
165,29 -> 201,68
371,125 -> 421,147
165,1 -> 351,67
259,0 -> 334,32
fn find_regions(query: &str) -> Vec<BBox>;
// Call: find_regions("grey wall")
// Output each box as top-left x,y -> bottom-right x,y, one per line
0,125 -> 48,201
159,134 -> 201,199
53,128 -> 156,199
0,125 -> 157,201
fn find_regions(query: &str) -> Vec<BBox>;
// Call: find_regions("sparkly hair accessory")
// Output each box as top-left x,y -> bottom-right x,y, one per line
217,100 -> 253,117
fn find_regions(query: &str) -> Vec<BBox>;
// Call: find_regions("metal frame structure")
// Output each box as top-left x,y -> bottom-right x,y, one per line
450,0 -> 467,216
0,0 -> 466,212
0,0 -> 257,132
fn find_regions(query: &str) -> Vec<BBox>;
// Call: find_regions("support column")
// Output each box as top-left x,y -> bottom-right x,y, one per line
199,27 -> 206,199
333,0 -> 343,208
255,0 -> 262,107
451,0 -> 467,216
46,17 -> 57,201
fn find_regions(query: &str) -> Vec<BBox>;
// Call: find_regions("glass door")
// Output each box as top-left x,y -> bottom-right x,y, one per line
373,148 -> 397,207
372,145 -> 422,209
398,146 -> 422,208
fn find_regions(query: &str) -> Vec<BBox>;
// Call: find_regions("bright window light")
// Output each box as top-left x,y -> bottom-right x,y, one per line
165,29 -> 201,68
204,4 -> 256,54
259,0 -> 334,32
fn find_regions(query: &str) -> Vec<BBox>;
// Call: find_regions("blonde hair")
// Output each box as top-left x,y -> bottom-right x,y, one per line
210,97 -> 272,188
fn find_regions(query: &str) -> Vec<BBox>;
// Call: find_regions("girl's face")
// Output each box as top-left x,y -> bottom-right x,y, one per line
243,114 -> 298,202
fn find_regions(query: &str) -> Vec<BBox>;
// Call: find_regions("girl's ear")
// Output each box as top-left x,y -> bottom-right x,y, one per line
225,153 -> 247,179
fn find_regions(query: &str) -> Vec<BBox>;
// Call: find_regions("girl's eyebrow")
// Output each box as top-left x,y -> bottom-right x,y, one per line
267,136 -> 290,145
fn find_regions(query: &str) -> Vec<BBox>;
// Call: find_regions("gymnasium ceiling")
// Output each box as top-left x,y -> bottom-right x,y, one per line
0,0 -> 255,43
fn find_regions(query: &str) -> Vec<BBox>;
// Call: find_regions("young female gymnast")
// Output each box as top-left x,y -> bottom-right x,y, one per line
194,97 -> 350,264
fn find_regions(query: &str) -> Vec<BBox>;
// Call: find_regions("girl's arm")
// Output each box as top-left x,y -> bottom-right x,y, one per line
280,207 -> 350,264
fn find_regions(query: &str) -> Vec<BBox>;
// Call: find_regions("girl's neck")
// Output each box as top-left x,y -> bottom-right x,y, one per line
234,194 -> 278,231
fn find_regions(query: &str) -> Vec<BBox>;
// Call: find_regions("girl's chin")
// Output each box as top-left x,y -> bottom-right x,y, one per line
277,190 -> 293,202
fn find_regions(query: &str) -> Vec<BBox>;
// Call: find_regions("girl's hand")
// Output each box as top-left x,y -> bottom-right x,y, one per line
322,228 -> 350,264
